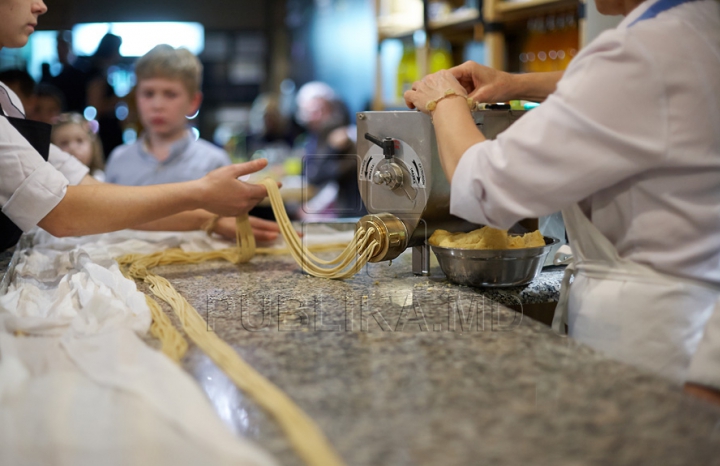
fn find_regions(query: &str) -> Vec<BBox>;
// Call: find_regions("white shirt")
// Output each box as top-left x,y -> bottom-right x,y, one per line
451,0 -> 720,286
0,82 -> 89,232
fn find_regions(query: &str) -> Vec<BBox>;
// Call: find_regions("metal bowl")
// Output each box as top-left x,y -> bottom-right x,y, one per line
430,236 -> 560,288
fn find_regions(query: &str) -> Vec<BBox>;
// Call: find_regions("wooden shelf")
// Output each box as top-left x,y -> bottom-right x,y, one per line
428,7 -> 480,32
378,26 -> 420,40
497,0 -> 578,15
372,0 -> 583,109
377,13 -> 423,40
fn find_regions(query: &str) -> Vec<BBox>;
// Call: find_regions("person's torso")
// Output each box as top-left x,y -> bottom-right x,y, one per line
106,135 -> 231,186
585,0 -> 720,284
0,81 -> 53,250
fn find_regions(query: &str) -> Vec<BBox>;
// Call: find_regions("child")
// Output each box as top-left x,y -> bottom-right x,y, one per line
105,45 -> 231,186
0,0 -> 275,250
29,83 -> 64,124
52,113 -> 106,181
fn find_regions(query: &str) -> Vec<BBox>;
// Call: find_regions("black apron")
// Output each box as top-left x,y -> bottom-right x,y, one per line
0,112 -> 52,251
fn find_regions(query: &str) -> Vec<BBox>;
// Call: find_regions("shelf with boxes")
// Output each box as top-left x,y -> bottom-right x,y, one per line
499,8 -> 581,72
373,0 -> 482,110
485,0 -> 583,71
427,2 -> 481,31
372,0 -> 584,109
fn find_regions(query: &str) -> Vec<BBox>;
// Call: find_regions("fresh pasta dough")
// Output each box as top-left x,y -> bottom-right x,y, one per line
258,178 -> 380,279
429,226 -> 545,250
116,178 -> 389,466
144,294 -> 188,363
122,264 -> 346,466
136,180 -> 381,280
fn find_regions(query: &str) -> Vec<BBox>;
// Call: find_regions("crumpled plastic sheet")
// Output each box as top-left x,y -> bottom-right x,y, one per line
0,229 -> 278,466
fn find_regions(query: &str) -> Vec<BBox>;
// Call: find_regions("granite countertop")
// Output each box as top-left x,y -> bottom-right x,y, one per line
2,242 -> 719,465
140,249 -> 720,466
483,265 -> 564,305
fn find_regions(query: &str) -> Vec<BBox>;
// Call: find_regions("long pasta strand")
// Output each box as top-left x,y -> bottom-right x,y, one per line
141,270 -> 346,466
145,295 -> 188,363
117,178 -> 386,466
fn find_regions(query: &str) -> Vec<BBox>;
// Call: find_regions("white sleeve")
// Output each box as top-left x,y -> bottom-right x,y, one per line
450,30 -> 667,229
48,144 -> 90,185
1,117 -> 69,232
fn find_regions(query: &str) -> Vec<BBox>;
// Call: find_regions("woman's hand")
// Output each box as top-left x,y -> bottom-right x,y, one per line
404,70 -> 468,114
403,68 -> 486,184
213,216 -> 281,243
449,61 -> 515,103
451,61 -> 563,103
194,159 -> 271,217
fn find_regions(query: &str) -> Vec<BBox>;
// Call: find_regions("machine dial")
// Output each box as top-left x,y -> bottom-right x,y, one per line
372,161 -> 404,189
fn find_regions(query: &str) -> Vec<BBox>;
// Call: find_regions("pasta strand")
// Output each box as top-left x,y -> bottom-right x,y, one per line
117,178 -> 388,466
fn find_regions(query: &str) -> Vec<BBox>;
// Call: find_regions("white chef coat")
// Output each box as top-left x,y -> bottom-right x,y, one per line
0,82 -> 89,232
450,0 -> 720,387
452,0 -> 720,286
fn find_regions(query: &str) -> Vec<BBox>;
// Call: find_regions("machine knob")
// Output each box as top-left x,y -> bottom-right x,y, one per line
372,162 -> 404,190
372,170 -> 390,185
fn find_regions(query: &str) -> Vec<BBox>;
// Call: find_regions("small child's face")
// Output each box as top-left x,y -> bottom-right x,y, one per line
136,77 -> 199,139
53,124 -> 94,167
29,96 -> 61,125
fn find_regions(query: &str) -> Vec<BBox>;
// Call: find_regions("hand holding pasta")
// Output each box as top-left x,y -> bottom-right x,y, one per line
194,159 -> 271,217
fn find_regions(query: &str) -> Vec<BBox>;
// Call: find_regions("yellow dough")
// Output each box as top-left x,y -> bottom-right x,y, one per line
429,226 -> 545,250
258,178 -> 380,279
116,178 -> 391,466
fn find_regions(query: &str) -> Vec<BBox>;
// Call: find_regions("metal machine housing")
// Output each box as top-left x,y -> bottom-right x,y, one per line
356,109 -> 526,275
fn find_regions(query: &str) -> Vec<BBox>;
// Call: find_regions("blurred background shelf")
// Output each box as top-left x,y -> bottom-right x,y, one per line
7,0 -> 624,156
377,14 -> 424,40
427,7 -> 480,31
497,0 -> 577,14
372,0 -> 589,110
497,0 -> 581,23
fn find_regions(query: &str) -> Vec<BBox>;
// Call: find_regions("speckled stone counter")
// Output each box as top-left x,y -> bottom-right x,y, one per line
138,249 -> 720,466
471,265 -> 565,305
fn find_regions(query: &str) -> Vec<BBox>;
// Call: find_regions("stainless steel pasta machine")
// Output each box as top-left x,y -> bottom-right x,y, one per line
355,108 -> 530,275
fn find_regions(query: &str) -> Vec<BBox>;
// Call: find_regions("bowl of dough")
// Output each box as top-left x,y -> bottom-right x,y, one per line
428,227 -> 559,288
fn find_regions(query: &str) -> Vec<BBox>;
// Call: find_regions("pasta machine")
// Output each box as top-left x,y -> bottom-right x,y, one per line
356,108 -> 529,275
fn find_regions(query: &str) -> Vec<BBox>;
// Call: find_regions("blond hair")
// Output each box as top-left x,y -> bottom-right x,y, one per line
134,45 -> 202,96
52,112 -> 105,172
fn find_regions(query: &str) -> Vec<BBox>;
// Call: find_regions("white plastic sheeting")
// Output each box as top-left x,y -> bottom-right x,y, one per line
0,230 -> 277,466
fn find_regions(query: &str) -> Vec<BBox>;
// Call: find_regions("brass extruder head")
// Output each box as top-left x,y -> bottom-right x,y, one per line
357,213 -> 408,263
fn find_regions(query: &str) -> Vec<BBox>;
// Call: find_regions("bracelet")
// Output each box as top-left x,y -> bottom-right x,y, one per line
425,88 -> 476,119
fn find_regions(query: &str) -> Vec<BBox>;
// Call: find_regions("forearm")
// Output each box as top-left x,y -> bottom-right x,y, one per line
78,175 -> 208,231
80,174 -> 101,185
80,176 -> 213,232
136,211 -> 282,242
433,97 -> 486,183
133,209 -> 212,232
508,71 -> 564,102
38,181 -> 203,237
